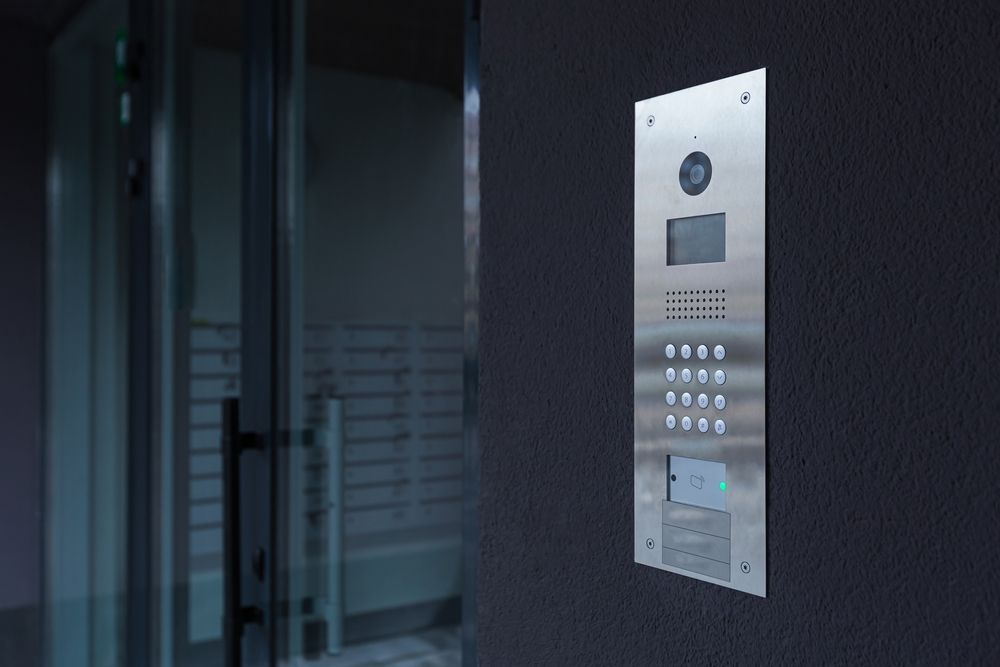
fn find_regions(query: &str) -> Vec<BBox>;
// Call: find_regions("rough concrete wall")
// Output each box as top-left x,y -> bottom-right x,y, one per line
478,1 -> 1000,663
0,19 -> 47,667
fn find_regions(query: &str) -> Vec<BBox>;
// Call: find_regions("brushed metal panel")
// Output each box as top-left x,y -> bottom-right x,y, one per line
661,500 -> 731,539
661,524 -> 731,564
662,548 -> 731,582
634,69 -> 766,597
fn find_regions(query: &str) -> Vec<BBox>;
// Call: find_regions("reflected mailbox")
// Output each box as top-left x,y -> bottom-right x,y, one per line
633,69 -> 767,597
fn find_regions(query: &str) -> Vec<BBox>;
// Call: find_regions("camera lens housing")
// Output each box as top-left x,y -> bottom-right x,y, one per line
679,151 -> 712,196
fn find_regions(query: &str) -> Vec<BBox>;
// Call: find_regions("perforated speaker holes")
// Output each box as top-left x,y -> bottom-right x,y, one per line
665,289 -> 726,319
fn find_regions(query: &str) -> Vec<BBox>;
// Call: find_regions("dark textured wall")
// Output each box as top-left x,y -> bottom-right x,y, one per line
0,20 -> 46,666
477,1 -> 1000,664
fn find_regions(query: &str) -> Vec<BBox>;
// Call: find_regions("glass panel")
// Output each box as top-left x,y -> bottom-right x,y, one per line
150,1 -> 241,664
667,213 -> 726,266
45,1 -> 128,665
277,2 -> 467,663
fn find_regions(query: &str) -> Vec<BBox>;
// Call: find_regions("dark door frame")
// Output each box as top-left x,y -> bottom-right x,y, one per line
234,0 -> 278,664
125,0 -> 153,663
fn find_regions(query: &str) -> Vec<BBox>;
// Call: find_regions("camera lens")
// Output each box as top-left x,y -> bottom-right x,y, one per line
679,151 -> 712,196
689,164 -> 705,185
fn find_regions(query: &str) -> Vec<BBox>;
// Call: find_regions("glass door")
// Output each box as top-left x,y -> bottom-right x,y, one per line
138,0 -> 478,664
271,1 -> 473,664
144,0 -> 252,665
147,1 -> 281,664
45,2 -> 129,665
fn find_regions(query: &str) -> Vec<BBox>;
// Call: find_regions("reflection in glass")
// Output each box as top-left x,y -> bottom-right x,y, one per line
667,213 -> 726,266
45,1 -> 128,665
150,1 -> 242,664
277,2 -> 466,663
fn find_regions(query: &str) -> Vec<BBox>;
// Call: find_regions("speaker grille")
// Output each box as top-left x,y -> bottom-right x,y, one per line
666,289 -> 726,320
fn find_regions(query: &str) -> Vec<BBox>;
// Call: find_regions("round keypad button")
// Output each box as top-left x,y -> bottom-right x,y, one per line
665,368 -> 676,382
714,344 -> 726,361
665,344 -> 676,359
697,369 -> 709,384
665,391 -> 676,406
697,344 -> 708,360
681,416 -> 692,431
697,393 -> 709,409
681,368 -> 692,383
714,369 -> 727,385
714,419 -> 727,435
665,415 -> 676,430
680,344 -> 692,359
714,394 -> 726,410
698,417 -> 709,433
681,392 -> 692,408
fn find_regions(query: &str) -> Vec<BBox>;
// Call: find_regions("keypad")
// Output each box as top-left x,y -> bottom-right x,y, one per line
663,341 -> 728,436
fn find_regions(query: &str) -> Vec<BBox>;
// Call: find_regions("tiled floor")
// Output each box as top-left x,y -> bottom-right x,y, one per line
304,627 -> 460,667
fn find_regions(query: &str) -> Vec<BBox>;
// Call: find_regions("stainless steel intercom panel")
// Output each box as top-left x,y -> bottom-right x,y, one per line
633,69 -> 766,597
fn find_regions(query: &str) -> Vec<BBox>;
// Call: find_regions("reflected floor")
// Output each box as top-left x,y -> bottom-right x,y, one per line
302,627 -> 460,667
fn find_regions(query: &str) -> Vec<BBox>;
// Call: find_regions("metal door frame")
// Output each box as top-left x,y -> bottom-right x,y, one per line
233,0 -> 278,664
462,1 -> 482,665
126,0 -> 153,663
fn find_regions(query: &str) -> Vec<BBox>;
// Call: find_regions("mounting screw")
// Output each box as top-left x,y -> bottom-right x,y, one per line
646,115 -> 655,127
646,538 -> 655,549
740,561 -> 751,574
740,92 -> 751,104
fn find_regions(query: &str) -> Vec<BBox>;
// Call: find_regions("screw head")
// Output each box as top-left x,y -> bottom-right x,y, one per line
740,92 -> 751,104
646,538 -> 655,549
646,115 -> 655,127
740,561 -> 751,573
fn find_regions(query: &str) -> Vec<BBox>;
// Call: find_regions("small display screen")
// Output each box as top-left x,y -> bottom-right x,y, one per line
667,213 -> 726,266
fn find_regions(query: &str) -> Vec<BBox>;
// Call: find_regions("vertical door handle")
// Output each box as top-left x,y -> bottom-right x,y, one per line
222,398 -> 264,667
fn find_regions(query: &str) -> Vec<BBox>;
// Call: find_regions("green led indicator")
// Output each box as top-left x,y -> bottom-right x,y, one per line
719,481 -> 727,491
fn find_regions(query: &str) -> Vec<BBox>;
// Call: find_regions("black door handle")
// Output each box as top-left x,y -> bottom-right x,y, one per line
222,398 -> 264,667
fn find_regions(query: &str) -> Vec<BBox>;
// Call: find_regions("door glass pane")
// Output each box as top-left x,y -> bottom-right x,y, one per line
151,1 -> 241,664
45,2 -> 129,666
277,2 -> 466,663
